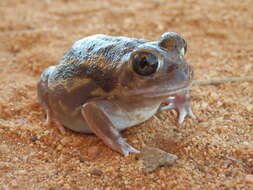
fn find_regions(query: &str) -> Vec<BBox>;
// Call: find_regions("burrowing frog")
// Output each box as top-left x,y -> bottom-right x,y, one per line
37,32 -> 195,156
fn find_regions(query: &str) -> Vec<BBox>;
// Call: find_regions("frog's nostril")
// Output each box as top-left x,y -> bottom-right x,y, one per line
171,64 -> 192,83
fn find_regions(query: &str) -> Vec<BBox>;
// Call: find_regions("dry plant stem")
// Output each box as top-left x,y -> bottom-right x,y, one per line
220,155 -> 251,171
193,76 -> 253,85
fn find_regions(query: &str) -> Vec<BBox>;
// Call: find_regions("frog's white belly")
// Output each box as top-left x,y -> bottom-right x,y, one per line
102,102 -> 161,131
59,100 -> 161,133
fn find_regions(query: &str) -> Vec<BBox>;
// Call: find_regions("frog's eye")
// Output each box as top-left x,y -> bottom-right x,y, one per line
132,52 -> 159,76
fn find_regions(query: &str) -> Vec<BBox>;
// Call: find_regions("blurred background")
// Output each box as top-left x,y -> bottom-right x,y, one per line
1,0 -> 252,79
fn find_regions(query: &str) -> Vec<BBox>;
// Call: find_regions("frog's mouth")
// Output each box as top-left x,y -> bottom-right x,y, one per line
142,64 -> 194,98
143,83 -> 192,98
127,81 -> 192,99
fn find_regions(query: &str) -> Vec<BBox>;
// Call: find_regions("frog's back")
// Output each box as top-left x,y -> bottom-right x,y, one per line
66,34 -> 147,64
50,34 -> 147,92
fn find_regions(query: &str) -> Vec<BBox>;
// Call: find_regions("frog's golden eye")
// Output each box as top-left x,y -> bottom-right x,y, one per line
132,52 -> 159,76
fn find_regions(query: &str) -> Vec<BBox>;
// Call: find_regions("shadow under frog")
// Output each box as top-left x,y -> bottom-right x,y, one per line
37,32 -> 195,156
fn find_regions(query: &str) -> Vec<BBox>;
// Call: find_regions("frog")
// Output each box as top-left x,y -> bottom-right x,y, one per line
37,32 -> 195,156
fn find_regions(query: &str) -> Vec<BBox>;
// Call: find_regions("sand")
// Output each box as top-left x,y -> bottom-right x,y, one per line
0,0 -> 252,189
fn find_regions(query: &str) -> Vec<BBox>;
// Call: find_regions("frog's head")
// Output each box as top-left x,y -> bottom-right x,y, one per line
118,32 -> 193,98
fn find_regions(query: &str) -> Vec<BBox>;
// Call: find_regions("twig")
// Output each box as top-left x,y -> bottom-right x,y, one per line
220,154 -> 251,171
193,76 -> 253,85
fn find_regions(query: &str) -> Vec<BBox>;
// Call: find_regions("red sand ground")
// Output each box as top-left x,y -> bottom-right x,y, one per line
0,0 -> 252,189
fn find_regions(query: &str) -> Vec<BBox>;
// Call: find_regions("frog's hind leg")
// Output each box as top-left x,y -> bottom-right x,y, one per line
38,66 -> 66,134
42,106 -> 66,134
81,101 -> 139,156
38,86 -> 66,135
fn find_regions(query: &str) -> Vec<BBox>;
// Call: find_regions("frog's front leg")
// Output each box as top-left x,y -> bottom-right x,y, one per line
159,90 -> 196,124
81,101 -> 139,156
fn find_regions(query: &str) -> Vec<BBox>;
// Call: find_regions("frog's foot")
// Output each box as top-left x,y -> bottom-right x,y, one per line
44,108 -> 66,134
81,101 -> 139,156
115,138 -> 140,156
174,98 -> 196,124
159,91 -> 196,125
53,119 -> 66,135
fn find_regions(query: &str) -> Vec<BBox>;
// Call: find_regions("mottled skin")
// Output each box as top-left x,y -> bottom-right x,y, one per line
38,32 -> 195,156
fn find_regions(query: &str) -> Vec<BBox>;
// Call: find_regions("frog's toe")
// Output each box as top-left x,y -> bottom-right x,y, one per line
44,109 -> 52,126
117,138 -> 140,156
178,106 -> 196,125
188,107 -> 196,119
44,118 -> 51,126
178,107 -> 188,125
158,103 -> 175,112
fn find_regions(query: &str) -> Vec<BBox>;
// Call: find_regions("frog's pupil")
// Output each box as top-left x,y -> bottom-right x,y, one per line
132,53 -> 158,76
140,58 -> 148,68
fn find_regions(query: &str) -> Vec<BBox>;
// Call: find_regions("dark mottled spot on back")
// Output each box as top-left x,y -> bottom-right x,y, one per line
78,64 -> 117,92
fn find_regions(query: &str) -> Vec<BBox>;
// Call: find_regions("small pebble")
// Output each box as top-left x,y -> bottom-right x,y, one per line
79,157 -> 85,163
30,135 -> 38,143
91,169 -> 103,176
141,146 -> 178,173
